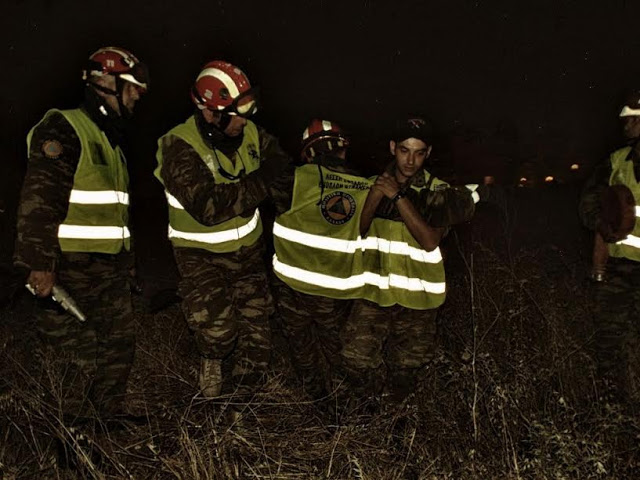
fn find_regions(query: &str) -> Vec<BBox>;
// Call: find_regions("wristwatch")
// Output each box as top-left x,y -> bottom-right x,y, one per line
391,190 -> 407,203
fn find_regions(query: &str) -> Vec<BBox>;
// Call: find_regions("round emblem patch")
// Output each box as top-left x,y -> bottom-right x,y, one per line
42,139 -> 63,159
320,191 -> 356,225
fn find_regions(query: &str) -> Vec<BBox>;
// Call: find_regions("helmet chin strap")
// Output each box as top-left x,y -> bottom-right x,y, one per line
87,78 -> 131,119
217,111 -> 233,131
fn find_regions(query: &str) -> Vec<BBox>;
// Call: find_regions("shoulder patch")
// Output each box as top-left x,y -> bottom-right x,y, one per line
42,139 -> 63,159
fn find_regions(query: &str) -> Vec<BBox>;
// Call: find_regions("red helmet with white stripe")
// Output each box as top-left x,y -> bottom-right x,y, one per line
83,46 -> 149,91
301,119 -> 350,161
191,61 -> 258,117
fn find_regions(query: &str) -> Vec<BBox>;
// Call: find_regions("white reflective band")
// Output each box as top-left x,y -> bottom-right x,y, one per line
58,225 -> 131,239
166,193 -> 185,210
619,106 -> 640,117
197,67 -> 240,99
617,234 -> 640,249
69,190 -> 129,205
273,222 -> 442,263
273,255 -> 446,294
465,184 -> 480,204
168,209 -> 260,244
322,120 -> 333,131
636,205 -> 640,217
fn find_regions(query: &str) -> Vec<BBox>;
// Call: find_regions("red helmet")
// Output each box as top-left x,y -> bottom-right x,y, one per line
83,46 -> 149,91
191,61 -> 258,117
301,119 -> 350,161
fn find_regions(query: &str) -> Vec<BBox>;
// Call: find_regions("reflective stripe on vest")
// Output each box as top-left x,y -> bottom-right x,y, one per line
168,208 -> 260,244
273,221 -> 442,263
69,190 -> 129,205
165,193 -> 184,209
27,109 -> 130,254
617,234 -> 640,249
607,147 -> 640,262
155,117 -> 263,253
466,184 -> 480,203
273,255 -> 446,294
58,225 -> 131,239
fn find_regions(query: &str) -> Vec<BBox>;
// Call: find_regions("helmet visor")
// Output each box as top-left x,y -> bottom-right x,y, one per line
226,87 -> 259,117
120,62 -> 150,91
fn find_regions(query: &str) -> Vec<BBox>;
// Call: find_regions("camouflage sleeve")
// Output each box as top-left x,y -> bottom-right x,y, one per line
14,112 -> 80,271
160,135 -> 271,226
579,157 -> 612,231
375,185 -> 475,227
258,126 -> 295,216
417,185 -> 476,227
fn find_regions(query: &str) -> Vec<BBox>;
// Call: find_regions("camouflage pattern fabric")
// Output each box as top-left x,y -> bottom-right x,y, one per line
273,276 -> 351,399
174,240 -> 273,391
340,299 -> 438,397
375,162 -> 476,227
35,252 -> 134,416
159,125 -> 292,227
580,150 -> 640,395
579,146 -> 640,231
593,258 -> 640,392
14,111 -> 80,271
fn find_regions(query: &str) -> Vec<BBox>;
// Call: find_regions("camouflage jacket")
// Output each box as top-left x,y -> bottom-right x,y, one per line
579,145 -> 640,231
158,125 -> 293,226
374,163 -> 476,228
14,111 -> 82,271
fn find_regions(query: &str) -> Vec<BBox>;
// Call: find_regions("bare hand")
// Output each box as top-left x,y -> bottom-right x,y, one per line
27,271 -> 56,298
374,172 -> 401,199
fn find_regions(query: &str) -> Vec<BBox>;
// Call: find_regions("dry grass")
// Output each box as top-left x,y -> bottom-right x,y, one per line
1,190 -> 639,479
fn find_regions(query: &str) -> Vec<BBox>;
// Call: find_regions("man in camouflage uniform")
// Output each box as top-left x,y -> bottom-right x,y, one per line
271,119 -> 361,400
579,91 -> 640,399
14,47 -> 149,416
155,61 -> 290,397
340,117 -> 480,402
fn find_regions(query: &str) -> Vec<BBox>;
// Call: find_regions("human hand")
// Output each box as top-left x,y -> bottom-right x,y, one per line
27,271 -> 56,298
374,172 -> 401,199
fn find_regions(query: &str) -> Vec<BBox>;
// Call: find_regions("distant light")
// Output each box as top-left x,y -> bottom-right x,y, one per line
545,176 -> 554,183
570,163 -> 579,170
519,177 -> 527,183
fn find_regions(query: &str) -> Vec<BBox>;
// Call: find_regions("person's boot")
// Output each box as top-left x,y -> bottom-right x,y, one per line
199,358 -> 223,398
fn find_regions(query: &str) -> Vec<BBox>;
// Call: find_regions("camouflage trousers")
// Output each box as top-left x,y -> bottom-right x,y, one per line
174,241 -> 273,390
341,299 -> 438,398
35,252 -> 135,417
593,257 -> 640,392
274,276 -> 351,399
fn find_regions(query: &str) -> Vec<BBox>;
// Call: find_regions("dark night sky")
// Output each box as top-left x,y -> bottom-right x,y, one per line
3,0 -> 640,212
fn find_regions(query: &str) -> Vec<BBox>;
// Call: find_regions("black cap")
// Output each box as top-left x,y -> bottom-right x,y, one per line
392,117 -> 434,145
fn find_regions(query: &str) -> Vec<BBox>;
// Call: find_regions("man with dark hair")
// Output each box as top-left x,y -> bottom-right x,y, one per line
340,117 -> 479,402
15,46 -> 149,416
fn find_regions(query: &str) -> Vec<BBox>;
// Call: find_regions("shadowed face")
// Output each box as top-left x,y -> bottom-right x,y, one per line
93,76 -> 143,116
120,81 -> 143,115
201,109 -> 248,137
390,137 -> 432,183
622,116 -> 640,140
